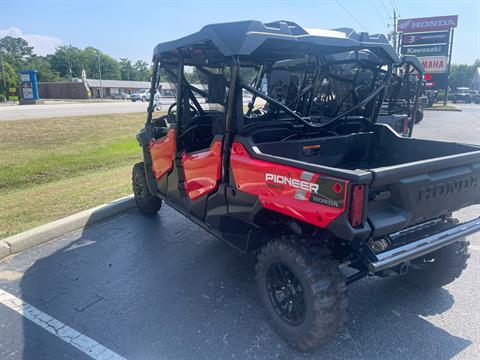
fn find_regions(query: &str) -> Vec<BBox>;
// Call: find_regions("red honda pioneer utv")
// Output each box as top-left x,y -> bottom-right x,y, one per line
132,21 -> 480,349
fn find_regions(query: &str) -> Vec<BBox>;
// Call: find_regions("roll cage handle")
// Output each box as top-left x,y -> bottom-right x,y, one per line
147,58 -> 160,124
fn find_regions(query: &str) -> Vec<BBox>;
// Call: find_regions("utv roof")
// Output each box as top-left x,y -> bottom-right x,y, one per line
153,20 -> 399,64
334,27 -> 399,63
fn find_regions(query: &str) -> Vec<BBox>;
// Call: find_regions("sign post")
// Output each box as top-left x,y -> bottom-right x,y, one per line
19,69 -> 41,105
444,29 -> 455,106
398,15 -> 458,106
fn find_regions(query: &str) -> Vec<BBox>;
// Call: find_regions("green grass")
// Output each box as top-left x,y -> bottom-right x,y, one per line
0,113 -> 148,238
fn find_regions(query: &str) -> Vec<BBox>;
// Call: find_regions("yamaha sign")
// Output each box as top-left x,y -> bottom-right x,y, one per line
420,56 -> 448,74
397,15 -> 458,33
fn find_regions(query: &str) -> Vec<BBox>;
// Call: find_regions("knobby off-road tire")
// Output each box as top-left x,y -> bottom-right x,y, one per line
256,237 -> 348,350
132,162 -> 162,215
404,239 -> 470,289
414,109 -> 424,124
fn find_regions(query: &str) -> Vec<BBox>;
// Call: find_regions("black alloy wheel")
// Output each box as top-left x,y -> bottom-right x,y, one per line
266,261 -> 306,326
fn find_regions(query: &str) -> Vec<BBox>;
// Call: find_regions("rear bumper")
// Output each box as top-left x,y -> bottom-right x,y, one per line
369,217 -> 480,272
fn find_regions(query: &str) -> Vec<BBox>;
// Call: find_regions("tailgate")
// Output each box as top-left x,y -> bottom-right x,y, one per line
367,151 -> 480,237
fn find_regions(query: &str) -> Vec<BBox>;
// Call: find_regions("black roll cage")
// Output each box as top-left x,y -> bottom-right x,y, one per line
147,51 -> 393,135
384,59 -> 424,137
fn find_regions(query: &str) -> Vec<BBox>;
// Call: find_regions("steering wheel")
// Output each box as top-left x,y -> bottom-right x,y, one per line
167,102 -> 199,123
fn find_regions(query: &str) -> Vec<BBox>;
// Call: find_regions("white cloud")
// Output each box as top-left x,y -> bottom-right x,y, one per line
0,27 -> 62,56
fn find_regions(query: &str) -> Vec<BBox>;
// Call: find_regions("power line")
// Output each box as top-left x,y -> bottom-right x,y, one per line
373,1 -> 389,30
334,0 -> 367,31
379,0 -> 391,19
391,0 -> 401,17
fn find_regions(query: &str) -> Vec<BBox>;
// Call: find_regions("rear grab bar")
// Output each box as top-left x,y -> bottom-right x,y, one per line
369,217 -> 480,272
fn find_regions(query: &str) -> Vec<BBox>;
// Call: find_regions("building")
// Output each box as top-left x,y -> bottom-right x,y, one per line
38,79 -> 152,99
472,67 -> 480,91
86,79 -> 151,99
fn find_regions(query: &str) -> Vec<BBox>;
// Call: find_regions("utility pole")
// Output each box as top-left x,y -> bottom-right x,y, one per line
444,29 -> 455,106
0,50 -> 7,102
392,10 -> 398,52
387,10 -> 399,53
97,53 -> 103,102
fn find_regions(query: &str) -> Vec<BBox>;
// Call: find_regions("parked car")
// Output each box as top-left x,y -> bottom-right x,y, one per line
469,90 -> 480,104
133,21 -> 480,350
130,89 -> 160,102
111,92 -> 130,100
453,87 -> 472,103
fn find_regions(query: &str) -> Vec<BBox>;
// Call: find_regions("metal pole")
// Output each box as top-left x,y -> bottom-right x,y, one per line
147,58 -> 159,124
97,54 -> 103,102
392,10 -> 398,51
0,50 -> 7,101
444,29 -> 454,106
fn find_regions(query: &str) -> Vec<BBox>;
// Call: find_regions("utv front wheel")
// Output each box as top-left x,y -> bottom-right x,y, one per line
132,162 -> 162,215
403,240 -> 470,289
256,238 -> 348,350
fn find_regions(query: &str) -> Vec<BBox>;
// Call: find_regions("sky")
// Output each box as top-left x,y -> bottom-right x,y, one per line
1,0 -> 479,65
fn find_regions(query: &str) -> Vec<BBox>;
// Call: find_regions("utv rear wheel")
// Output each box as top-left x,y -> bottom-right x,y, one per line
414,109 -> 424,124
132,162 -> 162,215
404,240 -> 470,289
256,238 -> 348,350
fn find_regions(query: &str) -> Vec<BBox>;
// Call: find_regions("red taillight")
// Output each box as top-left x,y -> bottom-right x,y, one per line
349,185 -> 365,228
333,182 -> 343,194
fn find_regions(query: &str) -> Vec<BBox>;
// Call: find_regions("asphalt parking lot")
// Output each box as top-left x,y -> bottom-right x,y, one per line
1,104 -> 479,360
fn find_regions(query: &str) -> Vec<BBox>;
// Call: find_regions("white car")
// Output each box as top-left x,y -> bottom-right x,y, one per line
130,89 -> 160,102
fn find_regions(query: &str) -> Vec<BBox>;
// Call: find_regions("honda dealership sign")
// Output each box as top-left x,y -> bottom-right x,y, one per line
398,15 -> 458,99
397,15 -> 458,33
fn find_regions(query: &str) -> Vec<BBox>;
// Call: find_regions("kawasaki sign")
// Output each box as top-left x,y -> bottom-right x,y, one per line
401,44 -> 448,56
397,15 -> 458,33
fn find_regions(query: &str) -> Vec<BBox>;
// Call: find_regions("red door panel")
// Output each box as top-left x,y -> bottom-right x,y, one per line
230,142 -> 348,229
182,140 -> 222,200
149,129 -> 175,179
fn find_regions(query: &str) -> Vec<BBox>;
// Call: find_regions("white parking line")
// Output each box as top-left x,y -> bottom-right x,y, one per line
0,289 -> 126,360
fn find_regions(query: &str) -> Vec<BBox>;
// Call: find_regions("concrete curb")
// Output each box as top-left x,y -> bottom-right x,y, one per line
0,195 -> 136,260
425,106 -> 462,112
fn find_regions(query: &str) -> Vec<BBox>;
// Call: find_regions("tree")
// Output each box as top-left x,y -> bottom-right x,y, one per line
0,36 -> 33,70
82,47 -> 120,80
49,45 -> 84,79
133,60 -> 151,81
450,59 -> 480,89
27,55 -> 61,82
0,61 -> 19,99
119,58 -> 134,80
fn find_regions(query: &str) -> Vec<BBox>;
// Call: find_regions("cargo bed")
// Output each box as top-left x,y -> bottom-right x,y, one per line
253,124 -> 480,236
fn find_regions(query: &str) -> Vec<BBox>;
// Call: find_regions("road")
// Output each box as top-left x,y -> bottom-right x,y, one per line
0,104 -> 479,360
0,97 -> 259,121
0,101 -> 150,120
